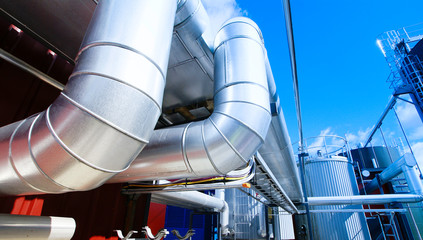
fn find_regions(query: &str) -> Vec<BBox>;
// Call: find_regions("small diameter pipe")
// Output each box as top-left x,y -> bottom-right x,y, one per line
151,190 -> 229,236
215,189 -> 230,236
0,214 -> 76,240
0,48 -> 65,91
308,194 -> 423,206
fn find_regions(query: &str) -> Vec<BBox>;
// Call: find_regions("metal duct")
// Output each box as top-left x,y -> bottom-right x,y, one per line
308,194 -> 423,205
258,56 -> 303,202
111,17 -> 271,182
0,1 -> 176,195
0,214 -> 76,240
364,153 -> 423,194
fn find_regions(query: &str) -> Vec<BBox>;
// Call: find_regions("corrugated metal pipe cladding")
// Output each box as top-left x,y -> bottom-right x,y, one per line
111,17 -> 272,182
0,1 -> 177,195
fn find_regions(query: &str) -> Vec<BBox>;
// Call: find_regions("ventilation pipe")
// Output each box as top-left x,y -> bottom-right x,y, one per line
364,153 -> 423,194
111,17 -> 271,182
257,56 -> 303,202
151,190 -> 229,235
0,214 -> 76,240
0,1 -> 177,195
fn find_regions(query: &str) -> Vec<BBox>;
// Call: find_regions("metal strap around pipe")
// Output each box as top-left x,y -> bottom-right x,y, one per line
0,0 -> 177,195
0,48 -> 65,91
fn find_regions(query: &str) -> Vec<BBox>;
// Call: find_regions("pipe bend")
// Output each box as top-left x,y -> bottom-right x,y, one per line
0,0 -> 177,195
111,17 -> 271,182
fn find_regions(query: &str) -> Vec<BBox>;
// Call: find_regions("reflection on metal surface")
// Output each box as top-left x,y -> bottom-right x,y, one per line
0,0 -> 176,195
111,17 -> 271,182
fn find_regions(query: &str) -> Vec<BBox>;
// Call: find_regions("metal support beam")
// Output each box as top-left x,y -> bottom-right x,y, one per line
364,96 -> 397,147
0,48 -> 65,91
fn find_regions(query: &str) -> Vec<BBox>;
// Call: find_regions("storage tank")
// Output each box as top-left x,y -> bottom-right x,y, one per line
304,156 -> 371,240
350,146 -> 400,168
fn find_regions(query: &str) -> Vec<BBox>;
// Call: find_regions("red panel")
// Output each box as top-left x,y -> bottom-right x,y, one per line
0,184 -> 149,240
10,197 -> 44,216
147,202 -> 167,235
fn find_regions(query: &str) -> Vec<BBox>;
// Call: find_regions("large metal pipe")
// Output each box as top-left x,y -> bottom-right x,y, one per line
0,214 -> 76,240
308,194 -> 423,206
364,153 -> 422,194
0,1 -> 176,195
111,17 -> 271,182
258,56 -> 303,203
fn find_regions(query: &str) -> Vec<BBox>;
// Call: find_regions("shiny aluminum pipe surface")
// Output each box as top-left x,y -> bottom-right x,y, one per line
111,17 -> 271,182
308,194 -> 423,206
258,56 -> 303,202
0,214 -> 76,240
0,0 -> 176,195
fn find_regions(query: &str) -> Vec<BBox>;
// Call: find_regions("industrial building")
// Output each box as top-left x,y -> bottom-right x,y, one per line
0,0 -> 422,239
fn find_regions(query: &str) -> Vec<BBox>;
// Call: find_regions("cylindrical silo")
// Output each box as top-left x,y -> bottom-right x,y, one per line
304,156 -> 371,240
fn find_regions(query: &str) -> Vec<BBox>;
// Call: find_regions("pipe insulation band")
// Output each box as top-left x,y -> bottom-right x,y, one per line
0,0 -> 177,195
0,214 -> 76,240
110,17 -> 271,182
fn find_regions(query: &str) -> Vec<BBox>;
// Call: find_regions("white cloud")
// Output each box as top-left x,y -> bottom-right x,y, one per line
345,127 -> 373,147
396,99 -> 421,128
201,0 -> 248,47
307,127 -> 333,149
411,141 -> 423,169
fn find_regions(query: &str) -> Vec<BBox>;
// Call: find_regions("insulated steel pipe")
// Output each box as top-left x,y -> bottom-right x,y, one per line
111,17 -> 271,182
0,1 -> 176,195
258,56 -> 303,202
308,194 -> 423,206
0,214 -> 76,240
151,191 -> 227,212
364,153 -> 423,194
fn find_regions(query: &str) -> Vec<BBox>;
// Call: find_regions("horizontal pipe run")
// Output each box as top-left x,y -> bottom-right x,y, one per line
308,194 -> 423,206
298,209 -> 407,214
0,214 -> 76,240
151,191 -> 226,212
0,48 -> 65,91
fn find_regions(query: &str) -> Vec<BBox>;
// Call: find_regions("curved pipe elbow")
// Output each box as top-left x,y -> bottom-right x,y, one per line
0,1 -> 177,195
112,17 -> 271,182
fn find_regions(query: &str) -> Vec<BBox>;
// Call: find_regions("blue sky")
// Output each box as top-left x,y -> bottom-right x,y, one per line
203,0 -> 423,156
